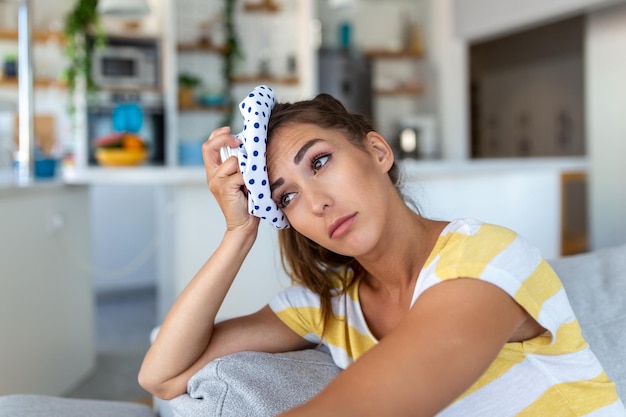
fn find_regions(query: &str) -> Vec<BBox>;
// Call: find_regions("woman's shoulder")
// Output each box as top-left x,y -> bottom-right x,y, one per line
429,218 -> 545,280
437,218 -> 531,254
443,218 -> 517,239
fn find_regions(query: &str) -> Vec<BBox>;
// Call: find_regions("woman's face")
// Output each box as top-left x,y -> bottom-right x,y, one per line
267,123 -> 395,257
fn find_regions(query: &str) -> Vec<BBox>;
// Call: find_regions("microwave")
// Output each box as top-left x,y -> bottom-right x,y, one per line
91,37 -> 160,90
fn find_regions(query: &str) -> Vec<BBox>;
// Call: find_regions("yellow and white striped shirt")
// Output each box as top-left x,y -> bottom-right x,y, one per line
269,218 -> 626,416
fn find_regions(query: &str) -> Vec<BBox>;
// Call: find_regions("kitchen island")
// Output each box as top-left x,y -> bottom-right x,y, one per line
0,175 -> 94,397
61,157 -> 588,322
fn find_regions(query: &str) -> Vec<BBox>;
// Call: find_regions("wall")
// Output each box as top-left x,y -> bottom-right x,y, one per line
586,3 -> 626,249
453,0 -> 626,41
0,185 -> 94,396
429,0 -> 469,160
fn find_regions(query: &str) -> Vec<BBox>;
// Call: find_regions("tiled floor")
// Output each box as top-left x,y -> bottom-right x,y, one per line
65,286 -> 157,403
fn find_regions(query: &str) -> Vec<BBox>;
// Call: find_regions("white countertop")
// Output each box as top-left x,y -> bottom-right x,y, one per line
401,157 -> 588,180
0,169 -> 67,193
61,157 -> 589,185
0,157 -> 589,191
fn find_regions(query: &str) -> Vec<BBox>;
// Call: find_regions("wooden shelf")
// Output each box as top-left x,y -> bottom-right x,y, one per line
0,28 -> 65,44
374,84 -> 424,96
230,74 -> 299,85
364,49 -> 424,59
177,42 -> 228,54
0,77 -> 66,89
243,1 -> 281,12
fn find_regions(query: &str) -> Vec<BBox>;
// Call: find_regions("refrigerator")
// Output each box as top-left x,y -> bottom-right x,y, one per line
317,49 -> 373,122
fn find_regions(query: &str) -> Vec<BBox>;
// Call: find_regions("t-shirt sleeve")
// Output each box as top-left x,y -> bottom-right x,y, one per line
421,222 -> 577,345
269,285 -> 325,344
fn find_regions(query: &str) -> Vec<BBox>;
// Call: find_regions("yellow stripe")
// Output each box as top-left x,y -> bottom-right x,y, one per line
325,318 -> 377,360
345,277 -> 359,302
434,224 -> 518,280
275,306 -> 375,360
455,342 -> 528,400
516,371 -> 619,417
521,320 -> 587,355
513,259 -> 562,320
274,306 -> 323,338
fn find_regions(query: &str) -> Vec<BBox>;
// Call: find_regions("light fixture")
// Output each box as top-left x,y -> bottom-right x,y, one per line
97,0 -> 150,17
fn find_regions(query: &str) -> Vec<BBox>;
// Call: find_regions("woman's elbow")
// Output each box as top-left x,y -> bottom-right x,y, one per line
138,367 -> 185,401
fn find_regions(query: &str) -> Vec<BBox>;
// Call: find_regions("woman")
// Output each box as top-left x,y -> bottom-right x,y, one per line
139,89 -> 625,416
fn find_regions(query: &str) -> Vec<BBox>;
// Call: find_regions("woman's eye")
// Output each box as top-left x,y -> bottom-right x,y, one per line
312,154 -> 330,173
279,192 -> 296,208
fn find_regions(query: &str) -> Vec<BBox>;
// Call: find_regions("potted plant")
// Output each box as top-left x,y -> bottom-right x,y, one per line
221,0 -> 242,126
62,0 -> 106,112
178,73 -> 201,109
2,53 -> 17,78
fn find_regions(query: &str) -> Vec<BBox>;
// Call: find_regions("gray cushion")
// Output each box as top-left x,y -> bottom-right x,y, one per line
549,244 -> 626,400
168,348 -> 340,417
0,395 -> 155,417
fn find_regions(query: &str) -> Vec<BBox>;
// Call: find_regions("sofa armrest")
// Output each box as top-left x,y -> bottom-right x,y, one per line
0,395 -> 155,417
548,244 -> 626,401
168,349 -> 340,417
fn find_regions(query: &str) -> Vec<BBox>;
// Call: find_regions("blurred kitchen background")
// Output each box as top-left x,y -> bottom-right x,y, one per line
1,0 -> 625,404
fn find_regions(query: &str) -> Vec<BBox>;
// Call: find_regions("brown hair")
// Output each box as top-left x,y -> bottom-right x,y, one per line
267,93 -> 409,334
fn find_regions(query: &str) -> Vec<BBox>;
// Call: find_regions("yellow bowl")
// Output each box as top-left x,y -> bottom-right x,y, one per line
95,148 -> 147,167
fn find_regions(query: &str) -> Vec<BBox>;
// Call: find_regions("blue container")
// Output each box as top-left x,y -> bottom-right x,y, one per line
339,21 -> 352,49
34,158 -> 58,179
178,141 -> 204,166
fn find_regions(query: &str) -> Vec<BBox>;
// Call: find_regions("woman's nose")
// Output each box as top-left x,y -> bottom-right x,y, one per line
305,184 -> 332,215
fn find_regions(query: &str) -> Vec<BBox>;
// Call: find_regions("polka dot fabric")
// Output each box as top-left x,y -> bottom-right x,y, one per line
234,85 -> 289,229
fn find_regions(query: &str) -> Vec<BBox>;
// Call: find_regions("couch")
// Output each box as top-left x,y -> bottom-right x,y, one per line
1,243 -> 624,417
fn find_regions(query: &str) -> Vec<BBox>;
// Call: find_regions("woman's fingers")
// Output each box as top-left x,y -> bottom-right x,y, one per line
202,127 -> 252,229
202,126 -> 241,169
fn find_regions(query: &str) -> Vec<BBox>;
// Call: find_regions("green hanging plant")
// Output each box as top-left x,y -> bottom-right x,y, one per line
221,0 -> 243,127
62,0 -> 107,113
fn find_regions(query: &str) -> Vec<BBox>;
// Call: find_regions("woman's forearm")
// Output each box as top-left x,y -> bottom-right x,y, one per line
138,228 -> 257,398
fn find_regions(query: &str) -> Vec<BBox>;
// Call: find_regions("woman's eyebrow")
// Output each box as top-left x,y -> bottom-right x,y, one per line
294,138 -> 323,165
270,138 -> 323,194
270,178 -> 284,194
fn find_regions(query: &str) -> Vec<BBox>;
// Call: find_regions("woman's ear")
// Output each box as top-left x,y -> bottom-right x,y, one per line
367,132 -> 395,172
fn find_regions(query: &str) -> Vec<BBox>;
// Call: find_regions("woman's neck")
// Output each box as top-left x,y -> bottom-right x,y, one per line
357,208 -> 446,304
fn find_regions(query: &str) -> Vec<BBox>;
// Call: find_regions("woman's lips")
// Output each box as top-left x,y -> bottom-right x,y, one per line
328,213 -> 357,239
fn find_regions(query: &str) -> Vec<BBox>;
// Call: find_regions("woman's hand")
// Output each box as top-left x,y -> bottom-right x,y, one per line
203,126 -> 259,233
